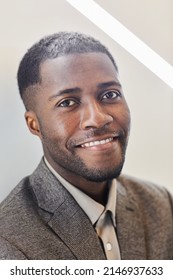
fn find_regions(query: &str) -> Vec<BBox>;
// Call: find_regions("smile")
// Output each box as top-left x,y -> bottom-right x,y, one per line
81,137 -> 114,148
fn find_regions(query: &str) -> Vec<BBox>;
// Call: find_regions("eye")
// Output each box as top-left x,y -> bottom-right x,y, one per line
102,90 -> 120,100
58,99 -> 76,107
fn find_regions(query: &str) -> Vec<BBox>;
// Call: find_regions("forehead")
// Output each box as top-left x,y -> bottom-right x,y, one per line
39,53 -> 119,88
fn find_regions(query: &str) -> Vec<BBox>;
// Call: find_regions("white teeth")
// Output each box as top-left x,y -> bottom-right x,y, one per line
81,138 -> 113,148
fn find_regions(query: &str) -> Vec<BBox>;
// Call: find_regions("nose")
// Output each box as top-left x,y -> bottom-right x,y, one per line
80,101 -> 113,130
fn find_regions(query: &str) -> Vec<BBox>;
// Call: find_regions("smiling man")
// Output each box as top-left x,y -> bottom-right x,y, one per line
0,32 -> 173,259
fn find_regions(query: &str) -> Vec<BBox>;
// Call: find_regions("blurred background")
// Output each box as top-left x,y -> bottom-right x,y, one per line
0,0 -> 173,202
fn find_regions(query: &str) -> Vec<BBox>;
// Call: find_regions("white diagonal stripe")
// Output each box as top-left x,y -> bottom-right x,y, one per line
66,0 -> 173,89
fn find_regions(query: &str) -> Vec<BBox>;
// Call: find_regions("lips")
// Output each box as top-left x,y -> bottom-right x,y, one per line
68,131 -> 123,151
81,137 -> 114,148
74,132 -> 121,150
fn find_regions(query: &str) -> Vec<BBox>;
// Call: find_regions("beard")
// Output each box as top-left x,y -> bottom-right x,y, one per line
77,157 -> 124,181
42,133 -> 127,183
51,149 -> 125,182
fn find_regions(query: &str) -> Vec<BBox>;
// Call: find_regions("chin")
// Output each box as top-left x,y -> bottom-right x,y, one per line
82,163 -> 124,182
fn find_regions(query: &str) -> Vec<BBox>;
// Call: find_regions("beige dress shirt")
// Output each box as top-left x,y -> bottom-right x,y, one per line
44,157 -> 120,259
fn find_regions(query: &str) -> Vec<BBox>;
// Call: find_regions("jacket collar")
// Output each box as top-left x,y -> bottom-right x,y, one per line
116,178 -> 147,259
29,159 -> 106,260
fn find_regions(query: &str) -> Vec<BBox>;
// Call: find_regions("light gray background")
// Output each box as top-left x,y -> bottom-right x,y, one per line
0,0 -> 173,202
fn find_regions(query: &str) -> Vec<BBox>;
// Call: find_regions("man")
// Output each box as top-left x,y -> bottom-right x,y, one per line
0,32 -> 172,259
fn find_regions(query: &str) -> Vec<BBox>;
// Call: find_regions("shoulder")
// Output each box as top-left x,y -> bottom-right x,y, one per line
0,176 -> 33,214
0,175 -> 38,241
0,158 -> 47,214
0,176 -> 34,259
117,174 -> 173,209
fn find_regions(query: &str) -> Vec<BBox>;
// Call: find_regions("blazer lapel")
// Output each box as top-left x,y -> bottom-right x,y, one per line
48,195 -> 105,259
116,180 -> 147,259
30,159 -> 105,260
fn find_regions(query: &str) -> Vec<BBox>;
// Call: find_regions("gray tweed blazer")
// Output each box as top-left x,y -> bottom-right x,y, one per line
0,159 -> 173,259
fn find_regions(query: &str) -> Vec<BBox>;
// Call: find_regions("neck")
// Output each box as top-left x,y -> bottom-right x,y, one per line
45,156 -> 110,205
70,176 -> 110,205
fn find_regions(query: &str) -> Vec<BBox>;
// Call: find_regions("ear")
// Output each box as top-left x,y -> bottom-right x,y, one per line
25,111 -> 41,138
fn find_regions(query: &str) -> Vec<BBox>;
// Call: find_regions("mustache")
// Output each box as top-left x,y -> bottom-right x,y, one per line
68,127 -> 126,148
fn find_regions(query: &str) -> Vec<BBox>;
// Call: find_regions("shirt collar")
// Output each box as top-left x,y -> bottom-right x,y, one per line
44,157 -> 117,226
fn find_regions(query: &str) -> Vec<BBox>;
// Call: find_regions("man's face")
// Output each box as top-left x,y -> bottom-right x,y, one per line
28,53 -> 130,183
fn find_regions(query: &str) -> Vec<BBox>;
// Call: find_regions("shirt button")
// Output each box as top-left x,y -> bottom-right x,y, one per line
106,243 -> 112,251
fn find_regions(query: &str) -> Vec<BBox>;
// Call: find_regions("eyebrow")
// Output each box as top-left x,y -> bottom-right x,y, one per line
48,80 -> 121,101
48,87 -> 81,101
97,80 -> 122,89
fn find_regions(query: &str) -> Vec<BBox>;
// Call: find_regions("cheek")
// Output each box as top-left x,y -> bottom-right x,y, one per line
56,114 -> 78,137
114,104 -> 131,129
42,113 -> 78,144
123,108 -> 131,128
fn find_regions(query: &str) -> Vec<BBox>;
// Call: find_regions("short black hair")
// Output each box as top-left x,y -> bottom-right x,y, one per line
17,32 -> 118,110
